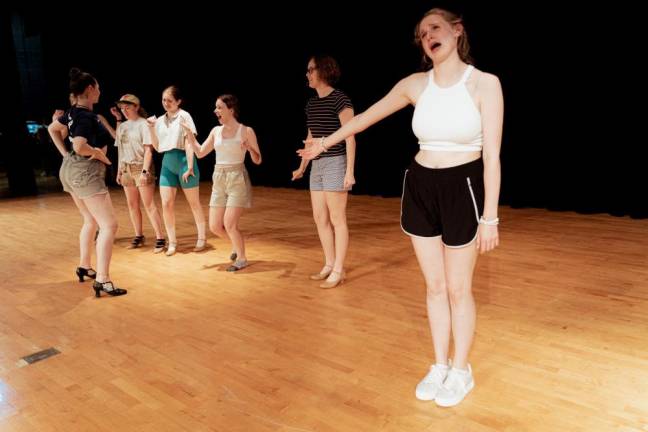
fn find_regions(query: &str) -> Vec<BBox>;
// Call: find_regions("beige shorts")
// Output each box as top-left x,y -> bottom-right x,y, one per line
59,153 -> 108,199
209,164 -> 252,208
120,162 -> 156,187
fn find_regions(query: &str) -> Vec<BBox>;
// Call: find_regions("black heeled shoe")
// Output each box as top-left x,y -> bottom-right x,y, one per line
76,267 -> 97,282
92,281 -> 127,297
127,235 -> 145,249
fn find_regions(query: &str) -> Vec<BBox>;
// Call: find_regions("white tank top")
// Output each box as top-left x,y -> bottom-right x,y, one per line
214,124 -> 246,165
411,65 -> 483,152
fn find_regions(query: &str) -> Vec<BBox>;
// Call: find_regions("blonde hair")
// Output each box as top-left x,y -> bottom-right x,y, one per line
414,8 -> 473,69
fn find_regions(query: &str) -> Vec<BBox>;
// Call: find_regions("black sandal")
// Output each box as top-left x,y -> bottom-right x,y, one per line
127,235 -> 145,249
76,267 -> 97,282
93,281 -> 127,297
153,238 -> 166,254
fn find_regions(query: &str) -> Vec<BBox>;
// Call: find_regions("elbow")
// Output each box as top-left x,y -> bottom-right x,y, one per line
482,153 -> 500,166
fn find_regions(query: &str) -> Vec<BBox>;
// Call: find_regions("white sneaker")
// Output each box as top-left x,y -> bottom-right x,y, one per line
415,364 -> 449,401
434,364 -> 474,407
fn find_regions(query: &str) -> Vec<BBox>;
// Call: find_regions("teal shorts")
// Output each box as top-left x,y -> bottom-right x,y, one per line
159,149 -> 200,188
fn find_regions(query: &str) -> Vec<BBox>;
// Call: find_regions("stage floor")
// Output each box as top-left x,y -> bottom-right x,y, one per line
1,186 -> 646,431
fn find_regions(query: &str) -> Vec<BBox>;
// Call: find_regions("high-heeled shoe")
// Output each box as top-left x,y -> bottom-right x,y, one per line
92,281 -> 127,297
126,235 -> 145,249
226,259 -> 248,272
319,270 -> 345,289
76,267 -> 97,282
309,265 -> 333,281
193,238 -> 206,252
165,242 -> 177,256
153,238 -> 166,254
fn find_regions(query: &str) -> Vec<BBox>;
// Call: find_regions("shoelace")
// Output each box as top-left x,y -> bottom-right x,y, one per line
442,370 -> 467,390
423,366 -> 447,383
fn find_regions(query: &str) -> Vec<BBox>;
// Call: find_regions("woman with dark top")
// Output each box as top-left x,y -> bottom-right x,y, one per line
48,68 -> 126,297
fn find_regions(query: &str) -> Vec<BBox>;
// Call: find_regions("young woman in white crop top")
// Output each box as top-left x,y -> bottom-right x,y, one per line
183,94 -> 261,271
299,7 -> 503,407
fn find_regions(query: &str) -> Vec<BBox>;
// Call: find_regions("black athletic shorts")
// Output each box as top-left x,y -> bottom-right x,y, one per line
400,158 -> 484,247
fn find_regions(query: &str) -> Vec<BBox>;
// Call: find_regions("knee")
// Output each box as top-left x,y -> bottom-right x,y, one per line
447,279 -> 471,305
224,220 -> 238,234
161,199 -> 174,211
82,216 -> 97,228
329,213 -> 347,229
99,219 -> 118,235
145,203 -> 158,214
426,278 -> 447,298
210,222 -> 226,237
312,211 -> 329,227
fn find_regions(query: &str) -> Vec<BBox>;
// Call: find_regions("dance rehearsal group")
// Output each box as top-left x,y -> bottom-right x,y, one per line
47,8 -> 503,407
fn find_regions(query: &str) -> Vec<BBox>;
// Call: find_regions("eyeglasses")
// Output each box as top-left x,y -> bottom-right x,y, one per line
306,66 -> 317,74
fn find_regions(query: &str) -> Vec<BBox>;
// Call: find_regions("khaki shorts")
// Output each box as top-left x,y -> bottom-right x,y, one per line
59,153 -> 108,199
120,162 -> 156,187
209,164 -> 252,208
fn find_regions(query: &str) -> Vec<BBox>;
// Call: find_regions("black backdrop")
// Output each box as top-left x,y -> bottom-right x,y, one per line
2,2 -> 643,217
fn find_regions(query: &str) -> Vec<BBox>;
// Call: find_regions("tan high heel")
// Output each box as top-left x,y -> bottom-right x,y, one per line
309,265 -> 333,281
193,238 -> 206,252
319,270 -> 345,289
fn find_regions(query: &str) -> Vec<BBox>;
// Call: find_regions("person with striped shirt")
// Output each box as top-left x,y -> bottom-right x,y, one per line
292,55 -> 356,289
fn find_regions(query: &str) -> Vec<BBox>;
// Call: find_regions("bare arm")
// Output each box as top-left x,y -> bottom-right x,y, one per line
298,74 -> 419,159
292,129 -> 312,180
339,107 -> 356,189
143,144 -> 153,172
146,117 -> 159,151
184,124 -> 215,159
242,126 -> 262,165
72,136 -> 111,165
47,119 -> 69,157
97,114 -> 116,139
477,73 -> 504,253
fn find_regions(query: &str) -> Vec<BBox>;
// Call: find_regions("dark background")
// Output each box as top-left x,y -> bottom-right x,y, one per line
1,2 -> 643,217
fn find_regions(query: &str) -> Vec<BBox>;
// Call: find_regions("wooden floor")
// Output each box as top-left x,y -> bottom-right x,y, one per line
0,185 -> 647,431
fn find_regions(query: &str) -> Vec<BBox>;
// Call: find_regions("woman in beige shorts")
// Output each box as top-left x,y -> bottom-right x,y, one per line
182,94 -> 262,271
112,94 -> 165,253
48,68 -> 126,297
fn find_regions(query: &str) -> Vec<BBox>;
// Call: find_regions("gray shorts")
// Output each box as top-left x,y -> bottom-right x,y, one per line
309,154 -> 349,192
59,153 -> 108,199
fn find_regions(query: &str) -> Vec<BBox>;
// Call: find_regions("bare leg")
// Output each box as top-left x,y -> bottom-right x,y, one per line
444,243 -> 479,369
224,207 -> 245,261
82,192 -> 118,283
324,191 -> 348,275
182,186 -> 206,244
160,186 -> 177,245
310,190 -> 335,271
123,185 -> 143,236
411,235 -> 450,366
70,193 -> 97,269
138,184 -> 164,239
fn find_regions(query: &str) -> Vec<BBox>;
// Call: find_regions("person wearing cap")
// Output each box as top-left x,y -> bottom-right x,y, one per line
146,86 -> 206,256
113,94 -> 166,252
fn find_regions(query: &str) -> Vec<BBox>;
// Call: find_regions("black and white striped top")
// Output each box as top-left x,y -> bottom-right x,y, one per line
305,89 -> 353,159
